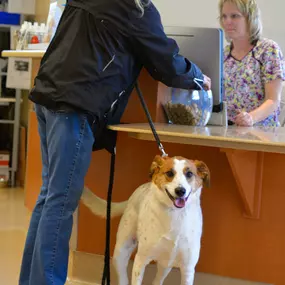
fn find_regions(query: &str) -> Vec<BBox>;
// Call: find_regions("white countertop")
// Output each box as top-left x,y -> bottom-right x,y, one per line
109,123 -> 285,154
1,50 -> 45,58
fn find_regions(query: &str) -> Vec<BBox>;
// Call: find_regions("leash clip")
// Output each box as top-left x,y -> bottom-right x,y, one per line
159,143 -> 168,157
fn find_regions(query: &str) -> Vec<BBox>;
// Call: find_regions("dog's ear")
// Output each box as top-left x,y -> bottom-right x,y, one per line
149,155 -> 165,179
194,160 -> 210,188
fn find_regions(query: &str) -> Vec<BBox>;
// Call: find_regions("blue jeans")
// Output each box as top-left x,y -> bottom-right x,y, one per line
19,104 -> 94,285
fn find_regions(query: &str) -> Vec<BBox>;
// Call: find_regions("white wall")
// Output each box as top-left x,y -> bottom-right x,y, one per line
153,0 -> 285,54
8,0 -> 35,15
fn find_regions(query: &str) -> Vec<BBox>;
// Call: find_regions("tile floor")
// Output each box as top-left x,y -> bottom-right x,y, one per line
0,187 -> 271,285
0,187 -> 81,285
0,187 -> 29,285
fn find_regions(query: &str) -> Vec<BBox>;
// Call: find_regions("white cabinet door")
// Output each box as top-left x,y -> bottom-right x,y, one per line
8,0 -> 36,15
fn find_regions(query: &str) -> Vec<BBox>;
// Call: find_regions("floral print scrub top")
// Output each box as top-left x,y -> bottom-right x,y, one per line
223,38 -> 285,126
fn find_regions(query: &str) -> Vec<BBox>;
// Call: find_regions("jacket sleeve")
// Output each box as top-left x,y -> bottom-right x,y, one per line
129,3 -> 204,90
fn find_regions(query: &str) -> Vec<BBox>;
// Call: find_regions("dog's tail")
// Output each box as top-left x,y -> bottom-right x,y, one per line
81,187 -> 128,218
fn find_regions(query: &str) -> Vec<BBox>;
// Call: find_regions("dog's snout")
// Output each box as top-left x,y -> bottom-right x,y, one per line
175,187 -> 186,197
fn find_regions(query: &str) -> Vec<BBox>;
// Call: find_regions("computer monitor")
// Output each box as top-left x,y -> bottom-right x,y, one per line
164,26 -> 224,113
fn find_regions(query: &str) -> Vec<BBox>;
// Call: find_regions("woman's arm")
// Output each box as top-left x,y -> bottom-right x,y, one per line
129,3 -> 211,90
249,79 -> 282,122
235,79 -> 283,126
235,40 -> 285,126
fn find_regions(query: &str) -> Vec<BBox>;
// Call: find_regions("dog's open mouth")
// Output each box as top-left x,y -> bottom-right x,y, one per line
165,189 -> 189,209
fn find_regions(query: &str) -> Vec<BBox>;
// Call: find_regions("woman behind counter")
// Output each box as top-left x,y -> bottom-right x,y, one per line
219,0 -> 285,126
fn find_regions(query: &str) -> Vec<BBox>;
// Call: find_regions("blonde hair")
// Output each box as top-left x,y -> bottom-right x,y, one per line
134,0 -> 151,16
219,0 -> 262,43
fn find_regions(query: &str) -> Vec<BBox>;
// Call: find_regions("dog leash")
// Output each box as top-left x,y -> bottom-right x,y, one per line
101,151 -> 115,285
101,81 -> 169,285
135,81 -> 168,157
134,78 -> 205,157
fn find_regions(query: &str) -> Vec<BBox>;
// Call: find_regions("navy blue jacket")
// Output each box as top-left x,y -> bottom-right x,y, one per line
30,0 -> 204,118
29,0 -> 204,152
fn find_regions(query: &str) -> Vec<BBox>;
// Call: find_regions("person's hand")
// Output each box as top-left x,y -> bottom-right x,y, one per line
203,74 -> 211,90
234,111 -> 254,126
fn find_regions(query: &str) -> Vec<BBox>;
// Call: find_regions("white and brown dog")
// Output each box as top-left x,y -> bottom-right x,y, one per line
81,155 -> 210,285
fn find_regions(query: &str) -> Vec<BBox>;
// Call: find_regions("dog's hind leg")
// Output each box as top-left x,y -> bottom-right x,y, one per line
113,238 -> 137,285
180,267 -> 195,285
113,212 -> 137,285
131,252 -> 150,285
152,263 -> 171,285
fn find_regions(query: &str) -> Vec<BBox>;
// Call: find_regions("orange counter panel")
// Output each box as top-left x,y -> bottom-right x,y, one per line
78,133 -> 285,284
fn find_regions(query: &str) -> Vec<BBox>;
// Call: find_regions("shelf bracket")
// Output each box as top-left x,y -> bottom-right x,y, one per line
221,149 -> 264,219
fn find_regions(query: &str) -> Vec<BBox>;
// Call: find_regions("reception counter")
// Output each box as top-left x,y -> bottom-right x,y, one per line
109,123 -> 285,154
2,50 -> 285,284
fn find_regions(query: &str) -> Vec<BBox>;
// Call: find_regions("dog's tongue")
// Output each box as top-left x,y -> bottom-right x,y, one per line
174,198 -> 186,208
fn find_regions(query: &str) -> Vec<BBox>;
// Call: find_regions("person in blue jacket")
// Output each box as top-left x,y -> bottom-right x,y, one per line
19,0 -> 211,284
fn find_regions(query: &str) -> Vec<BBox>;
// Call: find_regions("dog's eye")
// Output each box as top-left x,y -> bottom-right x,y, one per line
165,170 -> 174,178
185,171 -> 193,179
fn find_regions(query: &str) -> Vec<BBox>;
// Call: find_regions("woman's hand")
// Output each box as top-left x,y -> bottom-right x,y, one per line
203,74 -> 211,90
234,111 -> 254,126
